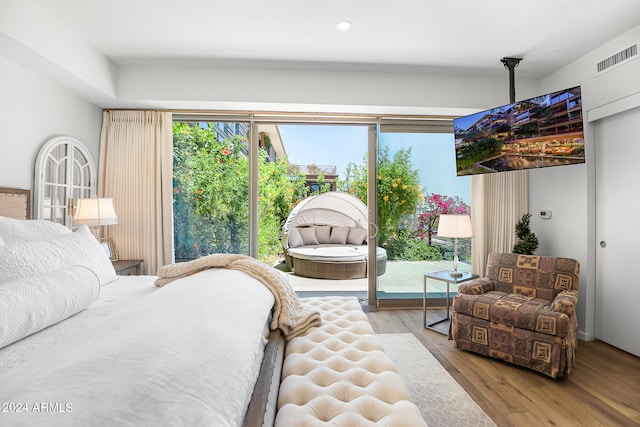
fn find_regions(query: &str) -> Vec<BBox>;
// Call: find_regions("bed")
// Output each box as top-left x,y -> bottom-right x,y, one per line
0,188 -> 429,426
0,187 -> 30,220
0,188 -> 320,427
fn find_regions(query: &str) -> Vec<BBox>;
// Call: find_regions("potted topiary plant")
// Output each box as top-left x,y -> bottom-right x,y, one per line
513,213 -> 539,255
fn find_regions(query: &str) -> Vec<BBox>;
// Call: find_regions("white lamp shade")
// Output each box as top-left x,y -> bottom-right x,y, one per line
73,198 -> 119,226
437,214 -> 472,238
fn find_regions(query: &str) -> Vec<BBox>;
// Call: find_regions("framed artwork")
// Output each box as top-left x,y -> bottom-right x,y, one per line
100,237 -> 118,261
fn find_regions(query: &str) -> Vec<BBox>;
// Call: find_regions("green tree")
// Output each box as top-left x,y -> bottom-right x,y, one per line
339,146 -> 422,247
173,122 -> 250,258
258,150 -> 309,261
456,137 -> 502,172
173,122 -> 311,264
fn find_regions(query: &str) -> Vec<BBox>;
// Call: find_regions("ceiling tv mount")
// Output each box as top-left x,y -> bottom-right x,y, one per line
500,57 -> 523,103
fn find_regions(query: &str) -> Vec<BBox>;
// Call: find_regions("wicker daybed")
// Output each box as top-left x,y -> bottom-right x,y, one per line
282,192 -> 387,280
287,245 -> 387,280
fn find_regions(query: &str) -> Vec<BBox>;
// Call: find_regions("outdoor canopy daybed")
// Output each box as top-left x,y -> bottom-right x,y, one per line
282,192 -> 386,279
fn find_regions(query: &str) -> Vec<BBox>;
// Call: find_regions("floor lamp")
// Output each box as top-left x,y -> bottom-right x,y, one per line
437,214 -> 473,278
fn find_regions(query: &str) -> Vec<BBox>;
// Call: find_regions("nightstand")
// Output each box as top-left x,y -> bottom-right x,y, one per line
423,270 -> 478,334
112,259 -> 143,276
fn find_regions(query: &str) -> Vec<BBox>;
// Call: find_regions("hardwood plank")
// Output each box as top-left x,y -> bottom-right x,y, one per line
503,412 -> 547,427
513,384 -> 604,427
366,308 -> 640,427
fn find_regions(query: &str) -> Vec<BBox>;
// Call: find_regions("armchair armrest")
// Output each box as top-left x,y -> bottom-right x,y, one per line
551,290 -> 578,317
457,277 -> 495,295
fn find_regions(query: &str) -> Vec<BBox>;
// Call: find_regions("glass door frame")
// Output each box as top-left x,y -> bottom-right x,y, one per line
366,124 -> 379,309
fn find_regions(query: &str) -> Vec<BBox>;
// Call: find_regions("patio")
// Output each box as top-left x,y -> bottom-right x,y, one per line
289,259 -> 472,295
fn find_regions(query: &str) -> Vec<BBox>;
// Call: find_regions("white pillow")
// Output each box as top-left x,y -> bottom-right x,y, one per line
0,216 -> 71,244
298,226 -> 319,246
347,228 -> 367,245
0,235 -> 5,246
288,227 -> 303,248
330,226 -> 350,244
315,225 -> 331,244
0,265 -> 100,349
0,225 -> 117,286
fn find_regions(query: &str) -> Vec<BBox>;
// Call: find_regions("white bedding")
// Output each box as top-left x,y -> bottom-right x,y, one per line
0,269 -> 275,427
0,225 -> 117,286
0,276 -> 158,373
0,265 -> 100,349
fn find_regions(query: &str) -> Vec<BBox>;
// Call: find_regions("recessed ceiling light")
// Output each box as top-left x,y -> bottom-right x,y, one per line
336,20 -> 352,31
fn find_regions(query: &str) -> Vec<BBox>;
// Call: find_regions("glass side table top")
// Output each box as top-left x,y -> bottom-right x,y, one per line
424,270 -> 478,284
423,270 -> 479,334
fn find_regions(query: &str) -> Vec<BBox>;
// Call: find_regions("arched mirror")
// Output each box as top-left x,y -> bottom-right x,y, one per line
33,136 -> 97,225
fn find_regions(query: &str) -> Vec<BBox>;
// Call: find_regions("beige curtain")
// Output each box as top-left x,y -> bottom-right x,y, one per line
471,170 -> 528,276
98,110 -> 173,275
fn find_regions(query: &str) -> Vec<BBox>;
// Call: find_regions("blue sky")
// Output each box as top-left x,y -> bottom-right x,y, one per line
453,104 -> 511,132
278,125 -> 470,204
278,125 -> 367,179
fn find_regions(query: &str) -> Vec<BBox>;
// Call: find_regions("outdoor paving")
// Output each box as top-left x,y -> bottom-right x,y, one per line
289,260 -> 473,294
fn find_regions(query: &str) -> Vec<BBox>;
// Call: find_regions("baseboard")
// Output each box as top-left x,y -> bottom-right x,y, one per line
579,330 -> 594,341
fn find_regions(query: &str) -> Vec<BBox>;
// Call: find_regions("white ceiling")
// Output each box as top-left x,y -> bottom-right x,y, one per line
33,0 -> 640,79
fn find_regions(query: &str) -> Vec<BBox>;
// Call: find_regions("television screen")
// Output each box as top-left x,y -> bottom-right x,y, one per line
453,85 -> 585,176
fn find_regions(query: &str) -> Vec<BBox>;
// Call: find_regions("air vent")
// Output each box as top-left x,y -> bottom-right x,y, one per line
596,44 -> 638,75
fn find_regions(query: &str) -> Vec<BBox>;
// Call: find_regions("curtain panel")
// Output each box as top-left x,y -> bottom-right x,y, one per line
98,110 -> 173,274
471,170 -> 528,276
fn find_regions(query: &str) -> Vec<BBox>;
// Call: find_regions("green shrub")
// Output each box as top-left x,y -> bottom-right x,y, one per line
439,238 -> 471,261
385,236 -> 443,261
513,213 -> 539,255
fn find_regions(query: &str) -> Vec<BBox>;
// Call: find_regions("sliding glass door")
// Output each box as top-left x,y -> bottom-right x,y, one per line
171,114 -> 468,309
257,122 -> 372,298
375,129 -> 471,307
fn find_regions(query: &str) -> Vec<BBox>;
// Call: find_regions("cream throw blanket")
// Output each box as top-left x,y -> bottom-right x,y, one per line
155,254 -> 321,340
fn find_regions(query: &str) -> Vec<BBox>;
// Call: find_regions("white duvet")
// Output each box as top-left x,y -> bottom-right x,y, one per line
0,265 -> 100,349
0,268 -> 275,427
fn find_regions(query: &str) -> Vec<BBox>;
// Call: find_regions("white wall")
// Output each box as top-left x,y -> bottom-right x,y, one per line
0,56 -> 103,191
117,63 -> 541,115
535,23 -> 640,339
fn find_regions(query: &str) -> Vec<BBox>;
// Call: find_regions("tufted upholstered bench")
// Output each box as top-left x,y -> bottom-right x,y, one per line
275,297 -> 427,427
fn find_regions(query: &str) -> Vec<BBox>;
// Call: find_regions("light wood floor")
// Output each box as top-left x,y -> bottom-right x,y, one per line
366,308 -> 640,427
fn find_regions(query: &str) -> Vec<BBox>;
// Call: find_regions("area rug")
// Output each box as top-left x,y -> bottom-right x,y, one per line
378,333 -> 496,427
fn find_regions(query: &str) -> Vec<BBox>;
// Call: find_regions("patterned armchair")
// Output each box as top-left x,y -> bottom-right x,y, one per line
450,253 -> 580,378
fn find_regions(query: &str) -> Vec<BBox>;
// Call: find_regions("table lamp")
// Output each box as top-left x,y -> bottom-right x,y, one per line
437,214 -> 472,277
73,197 -> 118,239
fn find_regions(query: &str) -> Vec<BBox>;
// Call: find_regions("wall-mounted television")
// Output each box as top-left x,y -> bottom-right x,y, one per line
454,85 -> 585,176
